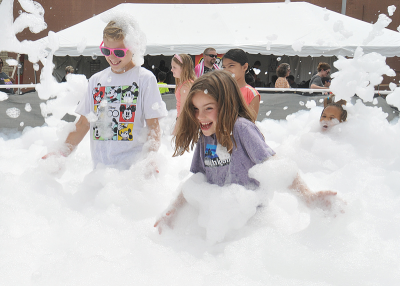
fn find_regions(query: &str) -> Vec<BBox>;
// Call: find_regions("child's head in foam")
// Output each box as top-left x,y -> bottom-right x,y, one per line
320,95 -> 347,130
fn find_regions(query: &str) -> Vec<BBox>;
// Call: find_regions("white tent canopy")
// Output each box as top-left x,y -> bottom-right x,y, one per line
39,2 -> 400,58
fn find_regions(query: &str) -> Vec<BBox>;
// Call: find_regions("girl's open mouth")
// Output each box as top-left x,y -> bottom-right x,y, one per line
200,122 -> 212,130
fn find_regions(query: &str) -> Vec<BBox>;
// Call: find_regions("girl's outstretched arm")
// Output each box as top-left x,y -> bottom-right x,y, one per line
289,174 -> 337,210
249,95 -> 260,121
154,191 -> 186,234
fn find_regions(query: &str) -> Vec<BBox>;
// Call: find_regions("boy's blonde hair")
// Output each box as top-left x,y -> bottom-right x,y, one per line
172,54 -> 196,87
173,70 -> 254,157
103,21 -> 125,41
100,14 -> 146,66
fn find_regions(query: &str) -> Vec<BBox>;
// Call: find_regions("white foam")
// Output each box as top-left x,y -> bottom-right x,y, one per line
1,3 -> 400,285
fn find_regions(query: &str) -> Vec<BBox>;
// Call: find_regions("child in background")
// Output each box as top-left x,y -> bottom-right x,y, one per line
155,70 -> 337,232
43,19 -> 167,169
171,54 -> 196,117
222,49 -> 260,121
321,77 -> 331,88
320,95 -> 347,131
157,71 -> 169,95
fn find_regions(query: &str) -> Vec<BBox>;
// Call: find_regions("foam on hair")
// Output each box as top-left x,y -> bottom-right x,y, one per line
101,10 -> 147,66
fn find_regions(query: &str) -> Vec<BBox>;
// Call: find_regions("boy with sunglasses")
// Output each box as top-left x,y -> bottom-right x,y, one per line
194,47 -> 220,78
44,19 -> 167,169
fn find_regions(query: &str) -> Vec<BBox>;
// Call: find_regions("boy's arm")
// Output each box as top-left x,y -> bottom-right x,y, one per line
145,118 -> 161,152
42,115 -> 90,158
65,115 -> 91,154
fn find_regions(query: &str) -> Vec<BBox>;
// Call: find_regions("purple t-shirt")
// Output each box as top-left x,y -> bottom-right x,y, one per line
190,117 -> 275,189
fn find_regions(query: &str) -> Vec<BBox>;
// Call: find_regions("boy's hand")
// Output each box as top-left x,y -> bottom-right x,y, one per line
144,160 -> 159,179
41,151 -> 68,160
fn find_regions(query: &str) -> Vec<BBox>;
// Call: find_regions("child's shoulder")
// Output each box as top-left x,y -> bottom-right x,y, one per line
89,67 -> 111,81
138,66 -> 156,79
235,117 -> 256,130
242,84 -> 260,96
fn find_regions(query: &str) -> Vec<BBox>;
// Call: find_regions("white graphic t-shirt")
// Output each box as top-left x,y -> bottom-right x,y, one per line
75,66 -> 168,166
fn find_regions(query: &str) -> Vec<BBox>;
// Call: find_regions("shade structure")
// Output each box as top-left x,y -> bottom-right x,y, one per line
38,2 -> 400,58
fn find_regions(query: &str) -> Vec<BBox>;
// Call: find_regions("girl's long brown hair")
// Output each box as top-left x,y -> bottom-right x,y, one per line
173,70 -> 255,157
172,54 -> 196,87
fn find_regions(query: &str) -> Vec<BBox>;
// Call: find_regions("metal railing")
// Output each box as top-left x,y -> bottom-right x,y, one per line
0,84 -> 394,95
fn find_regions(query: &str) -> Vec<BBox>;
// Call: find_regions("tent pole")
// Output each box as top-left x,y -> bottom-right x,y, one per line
341,0 -> 347,15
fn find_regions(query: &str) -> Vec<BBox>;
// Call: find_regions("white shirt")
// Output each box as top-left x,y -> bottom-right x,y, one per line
75,66 -> 168,166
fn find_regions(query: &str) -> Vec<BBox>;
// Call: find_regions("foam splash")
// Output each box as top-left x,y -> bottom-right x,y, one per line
330,47 -> 395,102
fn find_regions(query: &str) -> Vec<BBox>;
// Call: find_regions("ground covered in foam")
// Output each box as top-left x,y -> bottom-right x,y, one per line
0,101 -> 399,285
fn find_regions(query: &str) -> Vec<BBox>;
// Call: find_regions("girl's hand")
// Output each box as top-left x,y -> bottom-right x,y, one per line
154,208 -> 176,234
306,190 -> 347,213
307,190 -> 337,210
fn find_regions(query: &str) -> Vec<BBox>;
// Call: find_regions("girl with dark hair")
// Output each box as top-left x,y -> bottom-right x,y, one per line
154,70 -> 338,233
222,49 -> 260,120
320,95 -> 347,130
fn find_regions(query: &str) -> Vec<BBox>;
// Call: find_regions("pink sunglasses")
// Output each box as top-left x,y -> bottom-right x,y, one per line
99,41 -> 129,58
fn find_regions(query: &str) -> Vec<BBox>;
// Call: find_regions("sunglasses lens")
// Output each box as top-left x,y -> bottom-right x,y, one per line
114,49 -> 126,58
100,47 -> 111,56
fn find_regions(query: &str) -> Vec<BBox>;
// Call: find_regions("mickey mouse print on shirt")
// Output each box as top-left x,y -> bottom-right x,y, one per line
92,82 -> 139,141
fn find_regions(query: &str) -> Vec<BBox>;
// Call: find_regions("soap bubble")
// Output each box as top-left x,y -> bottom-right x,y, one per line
92,53 -> 97,60
6,107 -> 21,118
306,100 -> 317,109
25,103 -> 32,112
0,93 -> 8,101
